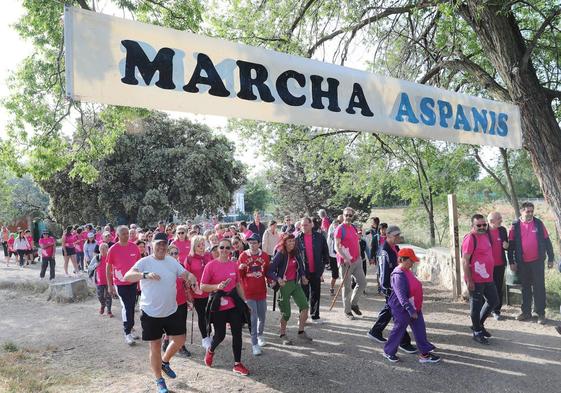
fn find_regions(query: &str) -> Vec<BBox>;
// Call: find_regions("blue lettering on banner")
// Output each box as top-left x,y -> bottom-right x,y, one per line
393,92 -> 509,137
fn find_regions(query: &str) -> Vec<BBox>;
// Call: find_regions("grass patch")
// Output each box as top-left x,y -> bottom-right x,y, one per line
546,269 -> 561,314
0,346 -> 75,393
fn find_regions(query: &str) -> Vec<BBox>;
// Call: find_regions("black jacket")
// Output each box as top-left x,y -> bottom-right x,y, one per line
377,240 -> 399,296
295,231 -> 330,277
267,251 -> 306,282
205,288 -> 251,336
508,217 -> 554,265
249,222 -> 266,238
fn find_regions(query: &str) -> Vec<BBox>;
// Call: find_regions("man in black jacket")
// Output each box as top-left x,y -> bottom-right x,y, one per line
508,202 -> 554,325
248,211 -> 266,239
296,217 -> 330,324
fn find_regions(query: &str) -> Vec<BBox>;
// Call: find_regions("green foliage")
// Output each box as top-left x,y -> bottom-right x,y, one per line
0,174 -> 50,223
243,176 -> 272,214
39,113 -> 245,226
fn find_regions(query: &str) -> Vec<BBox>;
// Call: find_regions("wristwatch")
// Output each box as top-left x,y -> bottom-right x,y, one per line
143,272 -> 149,279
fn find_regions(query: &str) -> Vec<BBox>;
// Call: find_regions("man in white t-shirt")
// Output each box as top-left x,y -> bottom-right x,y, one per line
124,232 -> 196,393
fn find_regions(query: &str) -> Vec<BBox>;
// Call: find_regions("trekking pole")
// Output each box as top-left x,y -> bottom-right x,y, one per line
190,307 -> 194,345
329,264 -> 350,311
272,288 -> 277,311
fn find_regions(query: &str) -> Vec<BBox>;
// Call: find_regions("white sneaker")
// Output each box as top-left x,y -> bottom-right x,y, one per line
125,334 -> 136,346
130,329 -> 140,340
202,337 -> 212,350
311,318 -> 324,325
257,335 -> 266,347
252,344 -> 262,356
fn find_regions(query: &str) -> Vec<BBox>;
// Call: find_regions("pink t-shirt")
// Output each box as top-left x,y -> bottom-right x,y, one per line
96,255 -> 108,286
508,220 -> 549,263
95,232 -> 103,244
201,259 -> 238,311
176,276 -> 187,305
39,237 -> 55,258
25,235 -> 33,249
462,233 -> 494,283
401,266 -> 423,311
334,224 -> 360,265
106,242 -> 141,286
74,233 -> 86,252
489,228 -> 505,266
184,254 -> 209,299
379,235 -> 386,246
285,256 -> 298,281
303,234 -> 315,273
171,239 -> 191,264
63,234 -> 77,248
243,229 -> 253,239
321,217 -> 331,233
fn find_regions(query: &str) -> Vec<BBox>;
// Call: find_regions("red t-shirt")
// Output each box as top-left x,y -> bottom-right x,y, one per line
334,224 -> 360,265
39,237 -> 55,258
238,250 -> 270,301
201,259 -> 238,311
303,233 -> 315,273
184,254 -> 209,299
461,233 -> 494,283
508,220 -> 549,263
489,228 -> 505,267
285,256 -> 298,281
106,242 -> 141,286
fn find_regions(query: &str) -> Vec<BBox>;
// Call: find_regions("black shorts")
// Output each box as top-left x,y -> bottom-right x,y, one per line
64,247 -> 76,256
140,304 -> 186,341
329,257 -> 339,279
2,242 -> 8,257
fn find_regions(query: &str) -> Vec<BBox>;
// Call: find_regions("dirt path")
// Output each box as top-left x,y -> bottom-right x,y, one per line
1,257 -> 560,393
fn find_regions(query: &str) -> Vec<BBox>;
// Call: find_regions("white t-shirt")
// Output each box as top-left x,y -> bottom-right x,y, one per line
133,255 -> 186,318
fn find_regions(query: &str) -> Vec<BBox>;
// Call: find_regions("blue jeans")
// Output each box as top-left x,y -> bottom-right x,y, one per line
246,299 -> 266,345
469,282 -> 498,332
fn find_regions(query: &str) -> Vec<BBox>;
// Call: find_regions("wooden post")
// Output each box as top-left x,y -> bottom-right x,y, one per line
448,194 -> 462,298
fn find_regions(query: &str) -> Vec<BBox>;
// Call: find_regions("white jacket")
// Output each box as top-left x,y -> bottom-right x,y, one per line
262,228 -> 281,256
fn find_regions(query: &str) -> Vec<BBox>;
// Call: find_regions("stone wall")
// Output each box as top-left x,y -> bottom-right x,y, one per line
415,247 -> 467,296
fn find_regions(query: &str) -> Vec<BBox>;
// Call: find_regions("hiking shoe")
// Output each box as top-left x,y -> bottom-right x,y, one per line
232,363 -> 250,376
367,332 -> 387,343
204,350 -> 214,367
383,353 -> 400,363
252,344 -> 262,356
516,313 -> 532,321
178,346 -> 191,357
492,312 -> 503,321
297,331 -> 313,342
99,306 -> 105,315
280,335 -> 293,346
351,305 -> 362,316
555,326 -> 561,336
257,335 -> 267,347
399,343 -> 418,354
345,312 -> 356,320
156,377 -> 169,393
419,353 -> 441,364
472,331 -> 489,345
161,362 -> 176,379
125,334 -> 136,346
537,315 -> 546,325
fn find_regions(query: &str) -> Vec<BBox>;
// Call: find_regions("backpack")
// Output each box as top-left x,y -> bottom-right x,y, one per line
88,255 -> 100,280
461,232 -> 492,264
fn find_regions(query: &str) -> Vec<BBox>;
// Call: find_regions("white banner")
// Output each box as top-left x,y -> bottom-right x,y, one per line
64,6 -> 522,149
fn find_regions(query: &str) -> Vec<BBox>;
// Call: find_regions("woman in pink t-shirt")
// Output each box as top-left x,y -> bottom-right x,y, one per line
200,238 -> 249,376
171,225 -> 191,265
61,226 -> 79,276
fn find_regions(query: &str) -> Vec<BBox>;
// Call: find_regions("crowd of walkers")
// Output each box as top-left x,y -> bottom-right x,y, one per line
2,203 -> 560,393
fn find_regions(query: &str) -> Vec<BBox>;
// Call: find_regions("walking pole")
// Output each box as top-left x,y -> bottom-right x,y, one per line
272,288 -> 277,311
329,264 -> 350,311
190,306 -> 194,345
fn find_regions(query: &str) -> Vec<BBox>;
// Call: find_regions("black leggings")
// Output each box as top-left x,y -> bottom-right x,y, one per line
194,297 -> 209,338
210,308 -> 242,362
17,250 -> 26,267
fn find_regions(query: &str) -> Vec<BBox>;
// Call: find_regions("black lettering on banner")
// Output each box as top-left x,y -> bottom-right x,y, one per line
310,75 -> 341,112
346,83 -> 374,117
276,70 -> 306,106
236,60 -> 275,102
120,40 -> 176,89
183,53 -> 230,97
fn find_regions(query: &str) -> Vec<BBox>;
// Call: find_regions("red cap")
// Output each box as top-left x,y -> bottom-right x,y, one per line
397,248 -> 420,262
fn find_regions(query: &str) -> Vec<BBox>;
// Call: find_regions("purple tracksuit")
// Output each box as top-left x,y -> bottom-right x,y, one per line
384,267 -> 435,356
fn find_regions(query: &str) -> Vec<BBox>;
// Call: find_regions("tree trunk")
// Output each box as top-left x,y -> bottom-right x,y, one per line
500,148 -> 520,217
461,2 -> 561,251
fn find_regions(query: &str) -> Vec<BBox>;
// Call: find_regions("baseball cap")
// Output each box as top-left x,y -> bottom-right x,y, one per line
387,226 -> 401,236
247,233 -> 261,243
153,232 -> 168,243
398,248 -> 419,262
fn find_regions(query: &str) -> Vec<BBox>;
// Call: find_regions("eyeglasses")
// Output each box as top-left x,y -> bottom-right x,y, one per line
219,246 -> 231,250
169,252 -> 179,256
475,224 -> 488,228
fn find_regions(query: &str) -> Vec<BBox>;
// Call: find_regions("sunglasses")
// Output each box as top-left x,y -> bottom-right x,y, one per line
219,246 -> 231,250
169,252 -> 179,256
344,214 -> 354,217
177,232 -> 185,235
475,223 -> 488,228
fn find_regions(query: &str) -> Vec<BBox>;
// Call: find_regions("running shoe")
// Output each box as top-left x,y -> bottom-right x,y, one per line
367,332 -> 387,343
419,353 -> 441,364
492,312 -> 503,321
257,335 -> 266,347
345,312 -> 356,320
516,312 -> 532,321
130,329 -> 140,340
202,337 -> 212,350
204,350 -> 214,367
125,334 -> 136,346
252,344 -> 262,356
472,331 -> 489,345
156,377 -> 169,393
232,363 -> 250,376
537,315 -> 546,325
161,362 -> 176,379
399,343 -> 418,354
383,353 -> 400,363
351,305 -> 362,316
481,327 -> 492,338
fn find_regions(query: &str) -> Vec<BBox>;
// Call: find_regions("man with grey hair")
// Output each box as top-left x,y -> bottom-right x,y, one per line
107,225 -> 142,345
334,207 -> 367,320
487,212 -> 509,320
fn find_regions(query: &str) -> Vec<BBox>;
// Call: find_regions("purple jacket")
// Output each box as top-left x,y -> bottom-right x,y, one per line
387,267 -> 416,317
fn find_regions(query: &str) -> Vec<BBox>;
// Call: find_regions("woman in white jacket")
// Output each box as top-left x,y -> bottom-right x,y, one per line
14,231 -> 30,270
262,220 -> 280,258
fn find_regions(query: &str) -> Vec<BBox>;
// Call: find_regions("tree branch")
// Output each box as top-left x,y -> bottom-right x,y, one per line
521,7 -> 561,70
544,87 -> 561,101
287,0 -> 317,39
472,148 -> 512,201
76,0 -> 91,10
418,57 -> 511,101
